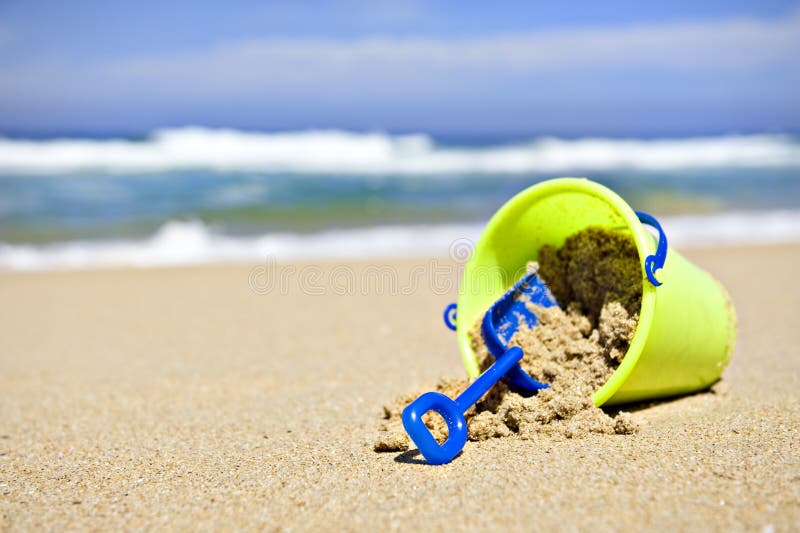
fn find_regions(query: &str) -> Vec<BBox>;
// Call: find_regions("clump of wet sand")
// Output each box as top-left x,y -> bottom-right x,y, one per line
375,226 -> 643,452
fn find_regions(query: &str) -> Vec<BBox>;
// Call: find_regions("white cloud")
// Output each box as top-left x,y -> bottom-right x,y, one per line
109,10 -> 800,83
0,10 -> 798,131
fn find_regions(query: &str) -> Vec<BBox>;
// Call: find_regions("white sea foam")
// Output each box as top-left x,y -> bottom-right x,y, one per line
1,210 -> 800,271
0,222 -> 482,270
1,128 -> 799,175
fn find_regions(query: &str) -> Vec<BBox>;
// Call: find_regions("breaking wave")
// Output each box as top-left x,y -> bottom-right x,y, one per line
2,210 -> 800,270
1,128 -> 799,175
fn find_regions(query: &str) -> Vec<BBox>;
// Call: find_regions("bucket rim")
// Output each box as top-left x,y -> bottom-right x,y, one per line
455,177 -> 657,406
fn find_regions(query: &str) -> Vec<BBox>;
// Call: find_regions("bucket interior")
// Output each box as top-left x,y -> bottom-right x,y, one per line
455,178 -> 657,405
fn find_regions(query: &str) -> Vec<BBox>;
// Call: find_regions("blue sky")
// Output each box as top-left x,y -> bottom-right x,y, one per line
0,1 -> 799,137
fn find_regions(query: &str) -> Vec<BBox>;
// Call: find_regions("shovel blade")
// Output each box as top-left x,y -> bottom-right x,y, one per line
482,270 -> 558,392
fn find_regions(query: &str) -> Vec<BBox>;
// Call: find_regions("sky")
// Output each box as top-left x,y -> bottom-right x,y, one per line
0,0 -> 799,137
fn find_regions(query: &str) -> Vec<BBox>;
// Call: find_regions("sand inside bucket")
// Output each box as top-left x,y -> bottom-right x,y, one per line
375,226 -> 643,452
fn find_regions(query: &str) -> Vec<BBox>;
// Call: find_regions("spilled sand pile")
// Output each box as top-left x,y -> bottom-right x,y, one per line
375,227 -> 643,452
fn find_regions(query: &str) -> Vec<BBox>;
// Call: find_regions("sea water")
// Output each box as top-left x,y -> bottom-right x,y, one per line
1,128 -> 799,270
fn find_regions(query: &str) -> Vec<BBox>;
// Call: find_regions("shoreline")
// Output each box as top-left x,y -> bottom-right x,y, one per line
3,210 -> 800,271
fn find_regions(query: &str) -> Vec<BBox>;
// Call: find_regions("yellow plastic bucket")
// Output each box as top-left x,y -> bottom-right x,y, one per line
456,177 -> 737,406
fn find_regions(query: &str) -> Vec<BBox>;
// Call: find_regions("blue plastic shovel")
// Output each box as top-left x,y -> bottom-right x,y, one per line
402,271 -> 558,465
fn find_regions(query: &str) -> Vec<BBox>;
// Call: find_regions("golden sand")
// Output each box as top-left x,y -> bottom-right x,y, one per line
1,245 -> 799,530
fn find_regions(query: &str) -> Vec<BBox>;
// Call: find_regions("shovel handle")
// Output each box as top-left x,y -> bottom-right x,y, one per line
401,392 -> 468,465
402,347 -> 524,465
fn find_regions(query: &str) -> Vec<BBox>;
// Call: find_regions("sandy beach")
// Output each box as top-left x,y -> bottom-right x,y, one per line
1,243 -> 798,531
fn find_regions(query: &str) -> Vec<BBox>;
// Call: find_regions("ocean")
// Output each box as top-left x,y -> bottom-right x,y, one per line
1,127 -> 799,270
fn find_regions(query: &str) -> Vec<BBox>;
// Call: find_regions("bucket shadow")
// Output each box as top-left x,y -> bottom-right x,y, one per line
602,381 -> 724,415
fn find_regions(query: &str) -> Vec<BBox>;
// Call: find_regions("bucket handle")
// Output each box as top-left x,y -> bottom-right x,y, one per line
442,211 -> 668,330
635,211 -> 667,287
443,303 -> 457,331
